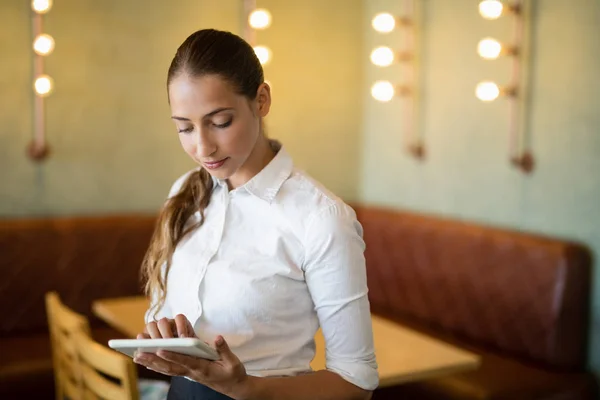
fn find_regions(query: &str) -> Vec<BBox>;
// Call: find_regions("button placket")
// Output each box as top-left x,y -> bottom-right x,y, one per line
194,187 -> 230,319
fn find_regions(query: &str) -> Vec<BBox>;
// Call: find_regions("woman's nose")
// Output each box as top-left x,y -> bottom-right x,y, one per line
195,130 -> 217,158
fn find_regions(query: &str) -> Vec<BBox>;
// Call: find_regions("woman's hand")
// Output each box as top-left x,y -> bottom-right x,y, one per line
136,313 -> 196,340
133,314 -> 250,398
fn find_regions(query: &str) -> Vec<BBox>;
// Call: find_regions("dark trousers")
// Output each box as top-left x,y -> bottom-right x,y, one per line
167,376 -> 235,400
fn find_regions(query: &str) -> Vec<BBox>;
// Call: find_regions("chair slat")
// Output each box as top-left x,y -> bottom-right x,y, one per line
45,291 -> 140,400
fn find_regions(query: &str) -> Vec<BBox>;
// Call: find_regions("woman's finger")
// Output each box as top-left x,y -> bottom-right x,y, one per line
137,332 -> 151,339
214,336 -> 237,364
157,317 -> 175,338
185,317 -> 196,337
146,321 -> 161,339
174,314 -> 196,338
134,352 -> 188,376
158,350 -> 210,378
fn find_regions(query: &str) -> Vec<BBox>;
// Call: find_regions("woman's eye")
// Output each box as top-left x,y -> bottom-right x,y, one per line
214,119 -> 232,129
178,127 -> 194,134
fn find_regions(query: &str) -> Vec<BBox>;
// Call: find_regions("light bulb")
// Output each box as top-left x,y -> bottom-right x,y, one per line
479,0 -> 503,20
33,34 -> 55,56
34,75 -> 54,96
371,81 -> 395,102
32,0 -> 52,14
476,81 -> 500,102
370,46 -> 395,67
253,46 -> 271,65
249,9 -> 272,30
372,13 -> 396,33
477,37 -> 502,60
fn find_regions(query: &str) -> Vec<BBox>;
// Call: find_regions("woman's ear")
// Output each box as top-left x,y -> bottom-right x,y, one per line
256,82 -> 271,117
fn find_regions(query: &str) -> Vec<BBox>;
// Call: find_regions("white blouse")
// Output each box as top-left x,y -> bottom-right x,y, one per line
146,142 -> 378,391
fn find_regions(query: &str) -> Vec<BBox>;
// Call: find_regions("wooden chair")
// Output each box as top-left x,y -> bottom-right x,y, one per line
45,291 -> 139,400
45,291 -> 90,400
72,329 -> 139,400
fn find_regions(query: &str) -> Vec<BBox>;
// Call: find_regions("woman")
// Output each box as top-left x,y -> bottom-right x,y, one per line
133,28 -> 378,400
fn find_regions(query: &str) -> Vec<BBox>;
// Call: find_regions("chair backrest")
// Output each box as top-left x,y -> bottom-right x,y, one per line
45,291 -> 91,400
72,330 -> 139,400
46,291 -> 139,400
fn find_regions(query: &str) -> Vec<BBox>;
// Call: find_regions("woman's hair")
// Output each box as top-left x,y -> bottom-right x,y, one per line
142,29 -> 264,319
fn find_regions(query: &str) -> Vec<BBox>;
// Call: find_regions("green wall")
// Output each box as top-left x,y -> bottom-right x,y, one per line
361,0 -> 600,373
256,0 -> 363,201
0,0 -> 362,216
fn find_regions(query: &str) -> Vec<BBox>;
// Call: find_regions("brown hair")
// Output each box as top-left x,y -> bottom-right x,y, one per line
142,29 -> 264,319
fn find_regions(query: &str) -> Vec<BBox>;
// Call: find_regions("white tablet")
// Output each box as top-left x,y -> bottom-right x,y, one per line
108,338 -> 220,361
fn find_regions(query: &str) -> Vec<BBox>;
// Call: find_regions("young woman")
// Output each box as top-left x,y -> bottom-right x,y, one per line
133,28 -> 378,400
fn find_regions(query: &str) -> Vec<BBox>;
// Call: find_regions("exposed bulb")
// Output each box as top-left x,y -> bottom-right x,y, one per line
479,0 -> 503,20
476,81 -> 500,102
33,34 -> 55,56
249,9 -> 272,30
253,46 -> 271,65
477,37 -> 502,60
371,81 -> 395,102
372,13 -> 396,33
370,46 -> 395,67
32,0 -> 52,14
34,75 -> 54,96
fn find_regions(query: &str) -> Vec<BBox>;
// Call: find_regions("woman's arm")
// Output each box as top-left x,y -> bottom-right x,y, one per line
139,333 -> 371,400
300,203 -> 379,390
236,201 -> 378,400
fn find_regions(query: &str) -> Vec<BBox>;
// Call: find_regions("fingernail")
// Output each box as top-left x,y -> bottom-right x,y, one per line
216,336 -> 224,346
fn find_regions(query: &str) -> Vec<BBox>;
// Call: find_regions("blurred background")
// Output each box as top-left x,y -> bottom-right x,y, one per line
1,0 -> 598,398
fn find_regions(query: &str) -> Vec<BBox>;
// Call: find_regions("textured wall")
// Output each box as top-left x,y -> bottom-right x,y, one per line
361,0 -> 600,373
0,0 -> 362,216
259,0 -> 363,202
1,0 -> 598,376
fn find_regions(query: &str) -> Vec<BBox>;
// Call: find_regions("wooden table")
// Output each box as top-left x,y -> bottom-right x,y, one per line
93,296 -> 480,387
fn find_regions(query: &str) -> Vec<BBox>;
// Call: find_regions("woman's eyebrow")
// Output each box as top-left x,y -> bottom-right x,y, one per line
171,107 -> 234,121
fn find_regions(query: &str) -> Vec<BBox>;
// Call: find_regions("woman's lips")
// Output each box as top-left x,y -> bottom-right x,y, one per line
203,158 -> 228,170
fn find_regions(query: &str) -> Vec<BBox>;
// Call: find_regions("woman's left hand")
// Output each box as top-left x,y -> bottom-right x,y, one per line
133,335 -> 249,398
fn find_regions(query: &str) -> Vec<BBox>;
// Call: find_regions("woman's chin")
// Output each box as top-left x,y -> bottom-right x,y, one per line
202,165 -> 233,182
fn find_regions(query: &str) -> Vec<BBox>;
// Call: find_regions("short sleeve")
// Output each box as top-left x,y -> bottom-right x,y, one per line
303,203 -> 379,391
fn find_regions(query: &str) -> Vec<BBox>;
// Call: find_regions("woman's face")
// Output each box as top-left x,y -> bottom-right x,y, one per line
168,74 -> 270,184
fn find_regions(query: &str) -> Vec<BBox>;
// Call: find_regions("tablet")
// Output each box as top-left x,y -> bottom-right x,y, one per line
108,338 -> 220,361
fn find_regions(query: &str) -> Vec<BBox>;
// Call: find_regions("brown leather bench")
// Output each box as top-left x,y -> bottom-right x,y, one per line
1,208 -> 597,399
0,215 -> 160,399
353,206 -> 598,400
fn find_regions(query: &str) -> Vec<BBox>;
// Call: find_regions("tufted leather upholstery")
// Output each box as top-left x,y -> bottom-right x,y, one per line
0,208 -> 596,399
352,206 -> 597,399
0,215 -> 160,398
0,215 -> 156,336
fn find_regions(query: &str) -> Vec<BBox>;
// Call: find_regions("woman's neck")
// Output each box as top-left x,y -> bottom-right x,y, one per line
226,135 -> 276,191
